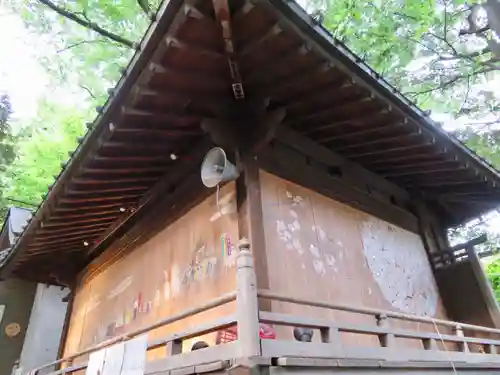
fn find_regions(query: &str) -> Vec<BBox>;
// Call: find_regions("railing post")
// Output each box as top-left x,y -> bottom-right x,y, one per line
423,338 -> 439,351
320,326 -> 343,353
165,339 -> 183,356
486,344 -> 498,355
236,238 -> 261,357
376,314 -> 395,348
454,324 -> 469,353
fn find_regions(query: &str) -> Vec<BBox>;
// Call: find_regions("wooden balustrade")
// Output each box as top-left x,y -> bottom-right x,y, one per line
30,240 -> 260,375
27,238 -> 500,375
30,292 -> 238,375
431,234 -> 487,269
256,289 -> 500,367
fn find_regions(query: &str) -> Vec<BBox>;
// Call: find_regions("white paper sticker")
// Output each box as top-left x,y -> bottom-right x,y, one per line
121,335 -> 148,375
102,342 -> 125,375
85,349 -> 105,375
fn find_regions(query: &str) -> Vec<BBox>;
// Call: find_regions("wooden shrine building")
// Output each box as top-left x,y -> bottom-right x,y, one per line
4,0 -> 500,374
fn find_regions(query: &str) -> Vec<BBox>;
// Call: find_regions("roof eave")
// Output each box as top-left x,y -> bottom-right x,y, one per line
0,0 -> 186,280
265,0 -> 500,187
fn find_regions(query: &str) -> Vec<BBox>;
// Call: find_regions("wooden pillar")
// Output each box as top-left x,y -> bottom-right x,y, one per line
236,158 -> 270,299
454,324 -> 470,353
56,286 -> 75,371
236,239 -> 261,357
464,246 -> 500,328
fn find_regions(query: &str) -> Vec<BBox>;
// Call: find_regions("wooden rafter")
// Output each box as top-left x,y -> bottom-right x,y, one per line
165,36 -> 224,59
66,185 -> 150,195
183,3 -> 209,20
411,180 -> 488,190
148,63 -> 228,92
23,247 -> 83,257
349,142 -> 437,160
281,77 -> 353,110
399,177 -> 480,189
305,108 -> 390,134
240,24 -> 283,57
334,132 -> 423,152
135,87 -> 224,113
319,122 -> 406,143
101,142 -> 176,153
363,151 -> 450,168
28,236 -> 90,249
92,155 -> 174,164
232,1 -> 254,22
37,221 -> 113,236
81,166 -> 169,175
55,198 -> 137,210
50,212 -> 119,223
35,227 -> 106,242
71,176 -> 159,186
58,193 -> 142,205
287,95 -> 376,127
41,216 -> 117,228
244,44 -> 312,84
374,159 -> 460,174
382,167 -> 469,178
113,125 -> 202,137
255,61 -> 333,101
121,107 -> 201,122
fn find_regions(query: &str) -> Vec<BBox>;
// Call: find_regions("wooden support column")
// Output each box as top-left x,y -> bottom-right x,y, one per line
236,158 -> 269,294
454,324 -> 470,353
236,239 -> 261,357
56,284 -> 76,371
413,201 -> 444,269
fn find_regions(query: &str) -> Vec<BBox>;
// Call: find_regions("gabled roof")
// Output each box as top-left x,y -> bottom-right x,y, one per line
0,207 -> 32,263
2,0 -> 500,284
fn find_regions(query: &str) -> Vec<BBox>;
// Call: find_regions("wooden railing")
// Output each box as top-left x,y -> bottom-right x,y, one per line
28,239 -> 500,375
28,240 -> 260,375
31,293 -> 238,375
431,234 -> 487,269
257,290 -> 500,368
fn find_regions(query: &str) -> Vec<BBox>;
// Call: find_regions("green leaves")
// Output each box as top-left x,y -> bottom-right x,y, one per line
486,257 -> 500,303
315,0 -> 499,126
10,0 -> 154,101
3,99 -> 87,207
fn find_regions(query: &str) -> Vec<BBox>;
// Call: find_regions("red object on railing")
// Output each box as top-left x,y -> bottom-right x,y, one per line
216,323 -> 276,344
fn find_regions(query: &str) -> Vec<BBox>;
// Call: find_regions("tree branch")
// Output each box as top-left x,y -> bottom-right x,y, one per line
56,39 -> 103,54
406,75 -> 463,95
459,75 -> 471,114
443,0 -> 449,47
137,0 -> 155,20
426,31 -> 459,55
468,119 -> 500,129
79,85 -> 96,99
405,67 -> 495,96
37,0 -> 136,49
437,47 -> 491,61
459,25 -> 490,35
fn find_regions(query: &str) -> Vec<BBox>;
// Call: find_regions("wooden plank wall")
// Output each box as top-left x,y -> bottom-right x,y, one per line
63,183 -> 239,361
259,171 -> 451,348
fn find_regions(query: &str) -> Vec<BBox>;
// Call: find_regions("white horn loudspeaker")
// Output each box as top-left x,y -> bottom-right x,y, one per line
201,147 -> 240,188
